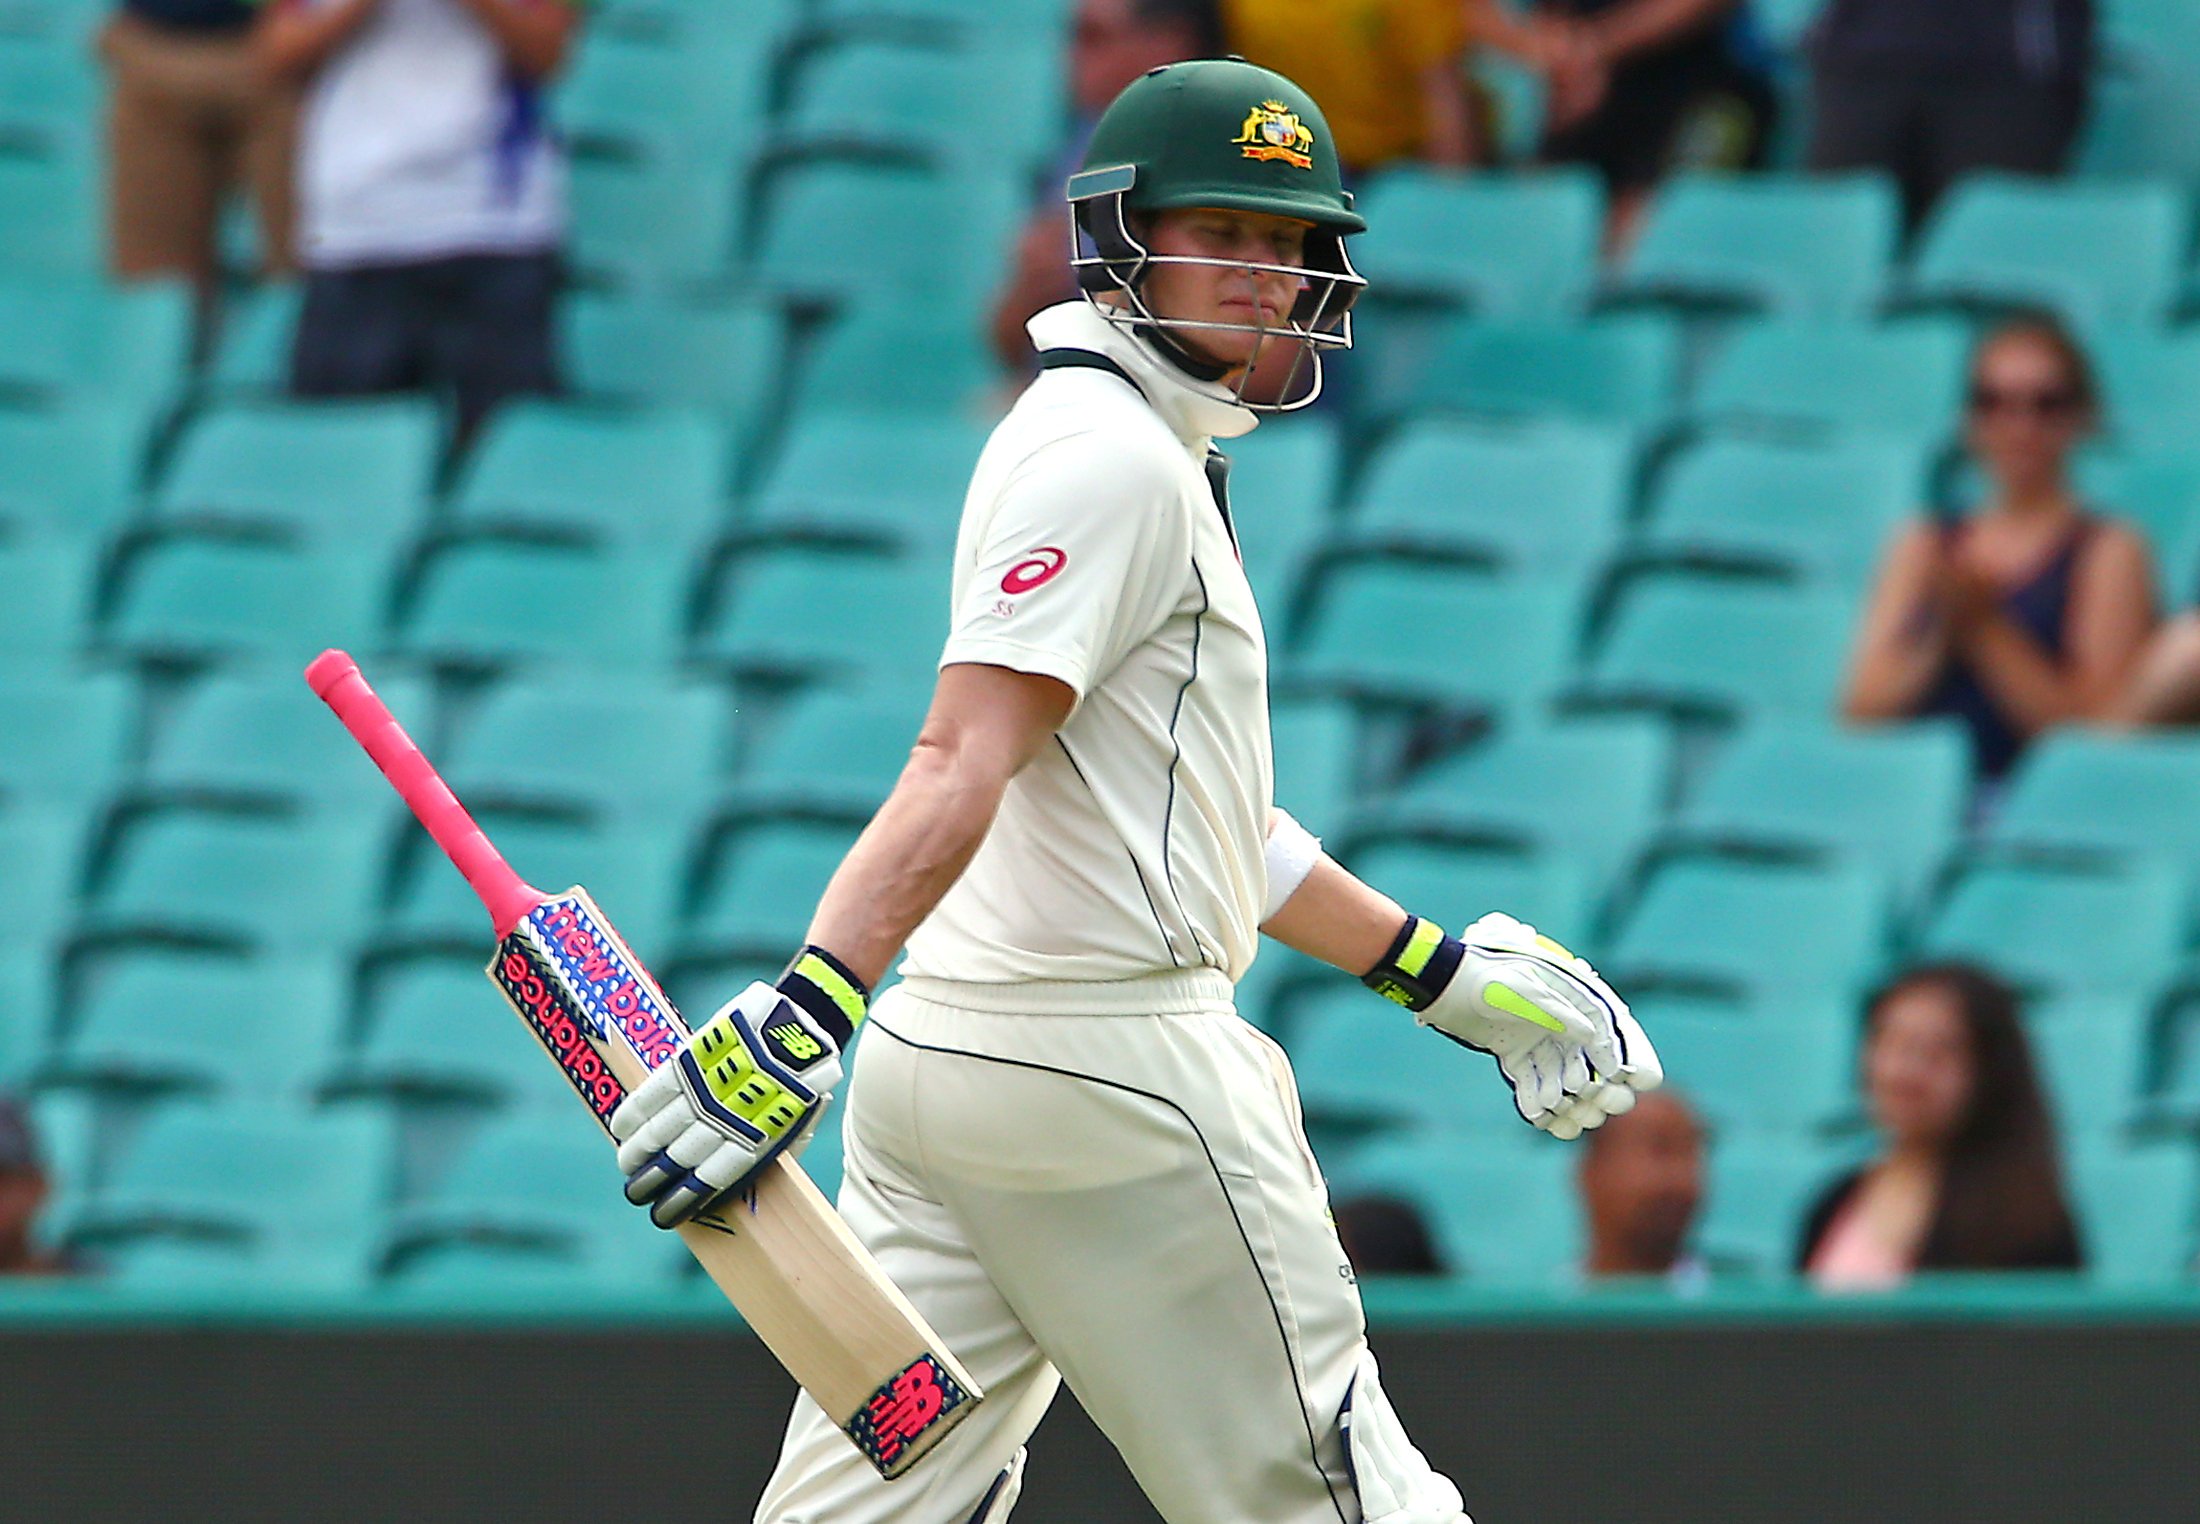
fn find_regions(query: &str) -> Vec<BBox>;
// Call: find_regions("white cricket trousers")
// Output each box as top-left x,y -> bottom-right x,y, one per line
753,970 -> 1469,1524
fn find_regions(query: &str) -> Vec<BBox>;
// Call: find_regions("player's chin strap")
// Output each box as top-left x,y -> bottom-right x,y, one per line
777,944 -> 869,1049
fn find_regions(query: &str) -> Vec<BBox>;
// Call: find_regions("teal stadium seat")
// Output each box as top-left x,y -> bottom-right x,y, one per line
1364,717 -> 1669,911
693,546 -> 944,686
560,32 -> 767,159
592,0 -> 798,47
1697,1135 -> 1852,1276
2065,1139 -> 2198,1284
1693,319 -> 1970,438
1633,434 -> 1929,590
564,294 -> 785,454
396,538 -> 687,672
137,664 -> 431,812
203,281 -> 301,396
0,802 -> 89,958
745,412 -> 989,548
1334,840 -> 1594,944
1919,857 -> 2185,999
785,300 -> 1004,424
152,399 -> 438,540
79,806 -> 384,952
0,36 -> 98,154
2088,329 -> 2200,457
1983,729 -> 2200,868
0,276 -> 190,407
718,683 -> 926,824
1630,993 -> 1858,1137
780,38 -> 1061,170
448,402 -> 729,544
2079,0 -> 2200,183
0,669 -> 135,806
2141,986 -> 2200,1127
1614,172 -> 1901,319
101,535 -> 390,667
338,957 -> 584,1108
750,159 -> 1018,311
1575,577 -> 1856,723
1606,858 -> 1886,1002
0,158 -> 104,279
1288,983 -> 1530,1136
1268,695 -> 1364,832
1416,314 -> 1681,428
2025,991 -> 2152,1142
568,155 -> 743,292
45,949 -> 346,1099
442,675 -> 730,818
683,819 -> 865,959
1343,418 -> 1633,575
0,537 -> 97,662
807,0 -> 1069,41
1666,719 -> 1969,906
1904,176 -> 2188,328
1329,1130 -> 1579,1280
0,405 -> 139,541
1231,939 -> 1328,1036
1350,168 -> 1602,318
64,1105 -> 392,1289
1220,414 -> 1339,619
2079,449 -> 2200,610
1284,564 -> 1579,720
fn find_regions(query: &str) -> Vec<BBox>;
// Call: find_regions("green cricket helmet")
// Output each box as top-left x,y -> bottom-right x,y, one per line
1066,57 -> 1367,412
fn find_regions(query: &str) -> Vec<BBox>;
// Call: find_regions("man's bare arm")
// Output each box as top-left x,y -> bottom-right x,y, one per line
254,0 -> 382,80
1260,837 -> 1409,978
806,662 -> 1074,988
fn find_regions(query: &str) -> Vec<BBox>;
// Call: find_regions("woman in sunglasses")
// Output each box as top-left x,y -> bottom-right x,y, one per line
1842,315 -> 2157,795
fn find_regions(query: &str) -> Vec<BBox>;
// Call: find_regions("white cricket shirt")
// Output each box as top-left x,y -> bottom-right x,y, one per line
898,302 -> 1275,991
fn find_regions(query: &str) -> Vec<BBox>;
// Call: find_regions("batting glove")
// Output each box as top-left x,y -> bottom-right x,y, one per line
1366,911 -> 1660,1138
610,948 -> 867,1227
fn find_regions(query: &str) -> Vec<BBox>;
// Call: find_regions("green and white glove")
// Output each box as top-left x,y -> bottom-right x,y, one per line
1365,911 -> 1661,1139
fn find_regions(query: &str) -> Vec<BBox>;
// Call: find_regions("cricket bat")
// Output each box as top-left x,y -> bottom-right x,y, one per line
304,649 -> 980,1478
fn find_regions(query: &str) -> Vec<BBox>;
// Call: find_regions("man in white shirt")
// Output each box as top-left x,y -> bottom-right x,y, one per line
603,58 -> 1663,1524
255,0 -> 579,442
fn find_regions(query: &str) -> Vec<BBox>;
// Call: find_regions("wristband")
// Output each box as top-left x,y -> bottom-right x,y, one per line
1261,808 -> 1323,922
1361,914 -> 1465,1013
776,944 -> 870,1049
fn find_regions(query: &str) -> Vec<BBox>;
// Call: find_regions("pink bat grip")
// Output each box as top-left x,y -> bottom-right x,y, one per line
305,649 -> 544,939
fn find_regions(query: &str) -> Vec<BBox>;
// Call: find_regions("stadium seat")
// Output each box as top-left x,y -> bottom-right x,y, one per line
78,806 -> 385,952
1415,314 -> 1682,428
2080,448 -> 2200,609
396,537 -> 687,672
1362,716 -> 1669,910
683,819 -> 865,959
137,664 -> 430,812
691,545 -> 944,687
1632,434 -> 1930,589
1614,172 -> 1900,319
1341,418 -> 1633,575
152,399 -> 439,540
1665,719 -> 1969,907
338,957 -> 582,1108
784,299 -> 1004,425
45,949 -> 346,1099
559,32 -> 767,159
1350,168 -> 1602,319
1692,318 -> 1970,438
0,801 -> 90,956
1605,858 -> 1887,1002
2065,1139 -> 2198,1284
1287,984 -> 1520,1135
64,1105 -> 392,1289
568,155 -> 742,292
1904,176 -> 2187,328
2026,991 -> 2152,1141
440,675 -> 731,818
1222,414 -> 1340,619
2079,0 -> 2200,183
0,36 -> 97,155
1631,992 -> 1859,1137
0,158 -> 105,281
1917,857 -> 2185,999
384,806 -> 687,957
0,536 -> 97,661
718,682 -> 926,824
101,534 -> 391,668
0,276 -> 189,406
1332,840 -> 1595,944
743,411 -> 989,548
1268,695 -> 1364,832
1284,564 -> 1580,720
779,38 -> 1060,170
203,281 -> 302,396
749,158 -> 1018,311
1328,1129 -> 1579,1280
0,669 -> 136,806
563,294 -> 785,454
1573,577 -> 1856,723
447,402 -> 729,544
805,0 -> 1069,41
2088,329 -> 2200,458
1697,1134 -> 1855,1276
0,404 -> 140,540
1983,730 -> 2200,870
1232,939 -> 1328,1035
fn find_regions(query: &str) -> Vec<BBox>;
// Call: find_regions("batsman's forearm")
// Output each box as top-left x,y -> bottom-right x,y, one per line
1261,852 -> 1409,977
804,747 -> 1009,990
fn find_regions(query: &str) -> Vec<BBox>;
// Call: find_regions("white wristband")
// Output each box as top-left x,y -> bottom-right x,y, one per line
1261,808 -> 1323,923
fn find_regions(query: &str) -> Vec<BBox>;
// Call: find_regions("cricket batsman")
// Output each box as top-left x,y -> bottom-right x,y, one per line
609,57 -> 1663,1524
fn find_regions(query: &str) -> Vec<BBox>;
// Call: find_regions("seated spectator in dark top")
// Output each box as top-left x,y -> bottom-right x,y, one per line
1842,317 -> 2155,794
990,0 -> 1223,371
0,1097 -> 76,1277
1472,0 -> 1776,254
1334,1194 -> 1446,1276
1799,965 -> 2082,1290
1805,0 -> 2093,233
1578,1089 -> 1708,1287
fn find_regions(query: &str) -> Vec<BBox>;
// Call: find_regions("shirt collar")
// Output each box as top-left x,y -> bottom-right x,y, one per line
1026,300 -> 1259,453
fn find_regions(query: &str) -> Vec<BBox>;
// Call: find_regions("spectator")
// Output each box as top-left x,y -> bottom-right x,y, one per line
990,0 -> 1223,370
1841,316 -> 2155,795
1471,0 -> 1777,254
100,0 -> 299,298
1577,1088 -> 1708,1286
2109,614 -> 2200,727
255,0 -> 582,446
0,1097 -> 74,1277
1799,964 -> 2082,1290
1334,1194 -> 1447,1276
1805,0 -> 2094,233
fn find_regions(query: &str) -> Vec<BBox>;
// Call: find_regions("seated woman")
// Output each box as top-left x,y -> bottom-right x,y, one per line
1841,317 -> 2157,793
1798,964 -> 2082,1290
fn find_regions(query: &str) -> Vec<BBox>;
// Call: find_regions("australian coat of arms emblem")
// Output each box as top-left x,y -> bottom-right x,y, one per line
1232,99 -> 1315,169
